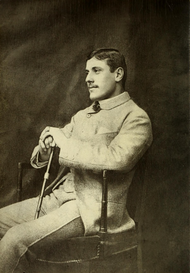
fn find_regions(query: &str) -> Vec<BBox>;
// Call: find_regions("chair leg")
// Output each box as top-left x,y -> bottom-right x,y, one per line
137,242 -> 143,273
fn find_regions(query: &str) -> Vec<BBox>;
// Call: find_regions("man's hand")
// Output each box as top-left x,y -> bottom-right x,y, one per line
39,127 -> 55,162
38,126 -> 67,162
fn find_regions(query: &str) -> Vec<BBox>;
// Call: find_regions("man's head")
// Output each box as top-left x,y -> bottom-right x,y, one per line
85,48 -> 127,101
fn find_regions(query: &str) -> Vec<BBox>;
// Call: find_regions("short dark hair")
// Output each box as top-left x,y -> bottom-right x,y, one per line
87,48 -> 127,88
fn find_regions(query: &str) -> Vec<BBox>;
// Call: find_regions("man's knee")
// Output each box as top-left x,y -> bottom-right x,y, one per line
1,225 -> 28,254
0,225 -> 33,273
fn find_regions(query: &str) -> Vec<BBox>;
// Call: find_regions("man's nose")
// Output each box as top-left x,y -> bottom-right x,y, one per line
85,73 -> 94,83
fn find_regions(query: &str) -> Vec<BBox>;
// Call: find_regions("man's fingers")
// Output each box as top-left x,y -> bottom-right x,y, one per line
39,127 -> 56,149
40,126 -> 51,141
39,134 -> 53,150
44,136 -> 53,148
50,140 -> 56,147
40,132 -> 53,142
39,139 -> 47,151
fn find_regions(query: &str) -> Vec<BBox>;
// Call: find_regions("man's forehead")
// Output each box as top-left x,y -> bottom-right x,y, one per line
86,57 -> 108,69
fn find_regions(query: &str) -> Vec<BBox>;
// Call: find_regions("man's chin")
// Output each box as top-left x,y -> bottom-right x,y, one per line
89,93 -> 98,101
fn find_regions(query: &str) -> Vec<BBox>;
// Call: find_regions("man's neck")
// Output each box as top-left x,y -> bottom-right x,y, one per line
103,85 -> 124,101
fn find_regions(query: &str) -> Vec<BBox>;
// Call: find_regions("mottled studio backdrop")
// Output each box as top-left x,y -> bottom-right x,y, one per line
0,0 -> 189,272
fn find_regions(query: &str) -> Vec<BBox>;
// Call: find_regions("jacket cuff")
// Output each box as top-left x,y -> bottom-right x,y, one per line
30,145 -> 48,168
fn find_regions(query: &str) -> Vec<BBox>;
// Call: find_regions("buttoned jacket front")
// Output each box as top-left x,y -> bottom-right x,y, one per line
31,92 -> 153,235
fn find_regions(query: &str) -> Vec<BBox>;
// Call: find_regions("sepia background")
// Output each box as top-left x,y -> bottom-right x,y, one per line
0,0 -> 189,272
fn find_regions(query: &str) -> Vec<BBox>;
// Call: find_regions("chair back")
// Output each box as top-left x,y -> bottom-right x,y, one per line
127,154 -> 147,224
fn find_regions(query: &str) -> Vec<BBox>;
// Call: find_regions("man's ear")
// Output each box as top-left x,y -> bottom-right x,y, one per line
115,67 -> 124,83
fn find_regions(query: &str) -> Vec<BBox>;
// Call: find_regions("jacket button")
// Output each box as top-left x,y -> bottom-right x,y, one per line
86,114 -> 91,118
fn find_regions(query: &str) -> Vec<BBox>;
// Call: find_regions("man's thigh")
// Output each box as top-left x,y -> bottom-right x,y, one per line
26,215 -> 84,262
16,200 -> 83,270
12,199 -> 81,246
0,200 -> 83,272
0,192 -> 61,236
0,197 -> 38,237
16,215 -> 84,273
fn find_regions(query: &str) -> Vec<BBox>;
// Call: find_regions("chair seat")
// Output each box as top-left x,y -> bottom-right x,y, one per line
27,230 -> 137,273
28,229 -> 137,265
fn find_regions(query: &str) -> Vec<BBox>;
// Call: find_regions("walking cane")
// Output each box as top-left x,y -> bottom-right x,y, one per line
34,146 -> 55,219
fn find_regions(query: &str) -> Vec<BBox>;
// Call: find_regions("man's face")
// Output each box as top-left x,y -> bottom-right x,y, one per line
85,57 -> 117,101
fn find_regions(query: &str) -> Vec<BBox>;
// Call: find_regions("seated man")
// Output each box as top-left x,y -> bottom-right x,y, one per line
0,48 -> 153,272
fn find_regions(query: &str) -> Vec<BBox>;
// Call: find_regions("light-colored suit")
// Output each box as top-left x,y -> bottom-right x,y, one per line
31,92 -> 153,235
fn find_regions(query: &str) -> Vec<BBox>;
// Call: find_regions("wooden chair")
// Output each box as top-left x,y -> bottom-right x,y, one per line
17,154 -> 147,273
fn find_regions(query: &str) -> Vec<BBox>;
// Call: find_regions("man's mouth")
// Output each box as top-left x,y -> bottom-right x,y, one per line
88,85 -> 98,89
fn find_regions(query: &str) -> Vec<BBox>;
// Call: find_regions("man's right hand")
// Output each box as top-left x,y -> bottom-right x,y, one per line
38,127 -> 55,162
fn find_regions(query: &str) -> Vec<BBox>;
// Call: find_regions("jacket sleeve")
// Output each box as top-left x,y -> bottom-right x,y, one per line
58,111 -> 153,172
30,145 -> 48,168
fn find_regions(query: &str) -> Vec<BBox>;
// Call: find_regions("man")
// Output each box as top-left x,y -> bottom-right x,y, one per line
0,48 -> 153,272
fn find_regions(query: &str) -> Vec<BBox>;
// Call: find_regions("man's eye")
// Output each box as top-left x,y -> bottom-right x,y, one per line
94,69 -> 100,73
